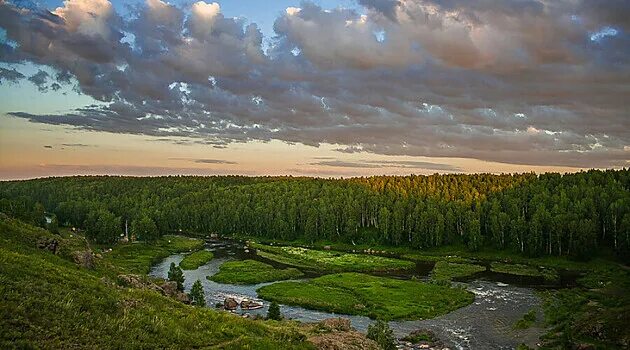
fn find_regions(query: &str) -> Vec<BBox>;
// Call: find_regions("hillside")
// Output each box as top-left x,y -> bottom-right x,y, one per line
0,215 -> 313,349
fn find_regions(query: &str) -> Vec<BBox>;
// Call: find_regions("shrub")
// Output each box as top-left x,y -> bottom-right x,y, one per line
189,280 -> 206,306
267,301 -> 282,320
367,320 -> 396,350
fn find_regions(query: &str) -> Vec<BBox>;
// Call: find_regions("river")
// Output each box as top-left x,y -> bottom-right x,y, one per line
149,239 -> 547,350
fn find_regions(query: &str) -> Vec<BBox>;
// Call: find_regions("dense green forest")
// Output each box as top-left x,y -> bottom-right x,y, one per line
1,170 -> 629,260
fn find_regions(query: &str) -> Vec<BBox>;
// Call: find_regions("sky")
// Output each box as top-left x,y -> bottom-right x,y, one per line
0,0 -> 628,179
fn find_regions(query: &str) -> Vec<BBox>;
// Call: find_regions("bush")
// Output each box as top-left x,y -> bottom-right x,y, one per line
267,301 -> 282,321
367,320 -> 396,350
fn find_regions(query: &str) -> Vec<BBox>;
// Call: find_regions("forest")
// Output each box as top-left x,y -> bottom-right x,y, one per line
0,169 -> 629,261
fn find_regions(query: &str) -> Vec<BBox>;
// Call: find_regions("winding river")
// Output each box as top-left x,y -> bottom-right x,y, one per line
149,239 -> 548,350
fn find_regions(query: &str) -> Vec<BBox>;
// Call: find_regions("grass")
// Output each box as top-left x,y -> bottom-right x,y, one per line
251,243 -> 415,273
491,262 -> 559,281
538,263 -> 630,349
513,309 -> 537,329
209,259 -> 303,284
431,261 -> 486,282
179,250 -> 214,270
257,272 -> 474,320
103,235 -> 204,274
0,215 -> 314,349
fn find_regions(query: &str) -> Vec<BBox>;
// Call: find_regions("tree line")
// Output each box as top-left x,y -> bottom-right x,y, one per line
0,170 -> 628,260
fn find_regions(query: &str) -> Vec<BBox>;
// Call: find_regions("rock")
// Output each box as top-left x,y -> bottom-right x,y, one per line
174,292 -> 191,304
37,237 -> 59,254
161,281 -> 179,297
72,250 -> 95,269
224,297 -> 238,310
323,245 -> 332,250
241,299 -> 263,310
210,233 -> 218,238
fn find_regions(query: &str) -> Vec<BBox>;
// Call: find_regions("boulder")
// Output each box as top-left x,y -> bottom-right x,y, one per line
72,250 -> 95,269
323,246 -> 332,250
174,292 -> 191,304
224,297 -> 238,310
241,299 -> 264,310
161,281 -> 179,297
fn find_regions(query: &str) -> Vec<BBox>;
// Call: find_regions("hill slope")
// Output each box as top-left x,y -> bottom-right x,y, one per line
0,215 -> 312,349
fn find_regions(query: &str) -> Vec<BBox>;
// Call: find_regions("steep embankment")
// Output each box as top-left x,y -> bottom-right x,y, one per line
0,215 -> 313,349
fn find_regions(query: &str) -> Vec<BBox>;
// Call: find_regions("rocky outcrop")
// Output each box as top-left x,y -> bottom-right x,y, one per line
317,318 -> 351,332
37,237 -> 58,254
309,331 -> 379,350
117,274 -> 190,303
306,318 -> 378,350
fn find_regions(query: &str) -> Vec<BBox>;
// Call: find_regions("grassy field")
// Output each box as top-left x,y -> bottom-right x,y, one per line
431,261 -> 486,282
257,272 -> 474,320
209,259 -> 303,284
179,250 -> 214,270
103,235 -> 204,274
251,243 -> 415,273
0,216 -> 315,349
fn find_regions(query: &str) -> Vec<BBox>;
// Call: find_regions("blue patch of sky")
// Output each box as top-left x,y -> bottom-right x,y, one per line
590,26 -> 618,41
373,29 -> 385,43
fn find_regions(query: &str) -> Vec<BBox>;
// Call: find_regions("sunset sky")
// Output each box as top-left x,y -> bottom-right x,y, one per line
0,0 -> 628,179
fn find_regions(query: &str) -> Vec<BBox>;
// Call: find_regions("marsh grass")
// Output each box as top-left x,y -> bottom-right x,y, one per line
257,272 -> 474,320
179,250 -> 214,270
209,259 -> 303,284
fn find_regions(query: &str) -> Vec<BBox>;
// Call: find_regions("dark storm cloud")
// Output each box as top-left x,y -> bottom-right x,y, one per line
0,0 -> 628,168
0,67 -> 24,83
27,70 -> 49,92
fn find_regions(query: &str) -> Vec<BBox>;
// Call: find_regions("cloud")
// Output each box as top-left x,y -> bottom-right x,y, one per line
27,70 -> 49,92
0,0 -> 628,168
61,143 -> 90,147
0,67 -> 24,84
169,157 -> 237,165
310,159 -> 461,171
